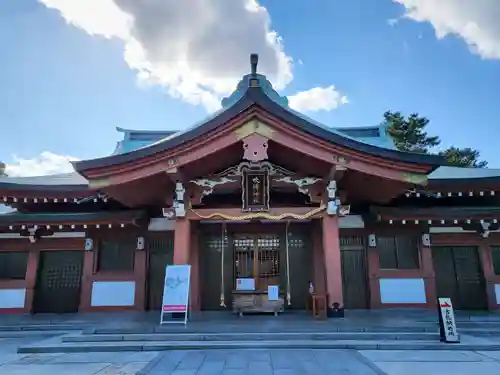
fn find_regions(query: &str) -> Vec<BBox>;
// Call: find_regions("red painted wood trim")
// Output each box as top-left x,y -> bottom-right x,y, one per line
83,106 -> 432,184
0,308 -> 25,314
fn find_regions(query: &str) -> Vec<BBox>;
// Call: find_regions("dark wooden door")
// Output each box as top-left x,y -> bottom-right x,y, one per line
341,249 -> 369,309
200,228 -> 231,310
33,251 -> 84,314
432,246 -> 487,310
146,234 -> 174,310
286,229 -> 311,310
340,236 -> 369,309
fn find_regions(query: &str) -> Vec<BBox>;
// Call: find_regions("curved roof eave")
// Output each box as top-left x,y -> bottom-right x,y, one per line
73,85 -> 446,173
0,172 -> 89,192
428,166 -> 500,185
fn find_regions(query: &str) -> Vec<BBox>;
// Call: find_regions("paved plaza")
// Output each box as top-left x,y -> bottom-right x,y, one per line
0,311 -> 500,374
3,336 -> 500,375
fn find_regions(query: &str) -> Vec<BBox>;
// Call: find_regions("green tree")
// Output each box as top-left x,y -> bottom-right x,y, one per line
385,111 -> 487,168
438,147 -> 488,168
384,111 -> 440,153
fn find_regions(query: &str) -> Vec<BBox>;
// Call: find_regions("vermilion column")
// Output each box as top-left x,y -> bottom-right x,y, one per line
173,218 -> 191,265
322,215 -> 344,317
24,251 -> 39,313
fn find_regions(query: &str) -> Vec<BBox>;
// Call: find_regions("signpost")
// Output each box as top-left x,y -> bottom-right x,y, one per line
160,264 -> 191,325
437,297 -> 460,343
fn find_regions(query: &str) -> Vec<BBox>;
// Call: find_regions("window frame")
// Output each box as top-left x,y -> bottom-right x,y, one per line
378,235 -> 420,270
95,239 -> 135,273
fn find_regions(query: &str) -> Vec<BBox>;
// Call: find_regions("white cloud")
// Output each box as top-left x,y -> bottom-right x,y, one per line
5,152 -> 78,177
288,86 -> 348,112
393,0 -> 500,60
39,0 -> 294,112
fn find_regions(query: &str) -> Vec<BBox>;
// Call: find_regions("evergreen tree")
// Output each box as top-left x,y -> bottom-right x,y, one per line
385,111 -> 487,168
384,111 -> 440,153
438,147 -> 488,168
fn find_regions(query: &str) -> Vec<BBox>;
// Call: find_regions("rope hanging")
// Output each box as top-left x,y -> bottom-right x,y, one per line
285,220 -> 291,306
220,223 -> 227,307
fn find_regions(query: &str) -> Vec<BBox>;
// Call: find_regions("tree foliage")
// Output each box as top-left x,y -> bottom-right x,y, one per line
438,147 -> 488,168
384,111 -> 487,168
385,111 -> 440,154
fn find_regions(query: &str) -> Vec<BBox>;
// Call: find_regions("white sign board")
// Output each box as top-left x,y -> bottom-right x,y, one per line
236,278 -> 255,291
438,298 -> 460,343
160,264 -> 191,325
268,285 -> 279,301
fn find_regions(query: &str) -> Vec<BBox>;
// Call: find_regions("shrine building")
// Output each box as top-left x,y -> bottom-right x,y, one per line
1,54 -> 500,317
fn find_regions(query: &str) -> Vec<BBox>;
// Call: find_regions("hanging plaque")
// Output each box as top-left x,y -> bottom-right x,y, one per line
242,169 -> 270,212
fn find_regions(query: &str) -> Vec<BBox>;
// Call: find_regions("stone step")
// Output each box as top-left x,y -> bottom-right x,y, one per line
62,332 -> 439,343
86,325 -> 440,334
0,324 -> 87,332
0,330 -> 75,338
18,339 -> 500,353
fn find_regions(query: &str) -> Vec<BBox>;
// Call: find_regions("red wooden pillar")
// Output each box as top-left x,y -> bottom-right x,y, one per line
78,251 -> 94,311
23,251 -> 39,313
173,218 -> 191,265
311,220 -> 326,293
479,243 -> 497,309
134,249 -> 147,311
321,215 -> 344,316
420,242 -> 437,308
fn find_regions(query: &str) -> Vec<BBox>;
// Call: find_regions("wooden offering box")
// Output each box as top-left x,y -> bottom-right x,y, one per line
232,290 -> 285,316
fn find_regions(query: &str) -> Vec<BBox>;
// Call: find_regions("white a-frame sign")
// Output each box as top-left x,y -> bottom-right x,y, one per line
160,264 -> 191,325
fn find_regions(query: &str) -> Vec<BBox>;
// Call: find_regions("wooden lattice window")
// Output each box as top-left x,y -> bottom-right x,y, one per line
378,236 -> 420,269
491,246 -> 500,275
0,251 -> 28,280
97,239 -> 135,272
233,234 -> 281,290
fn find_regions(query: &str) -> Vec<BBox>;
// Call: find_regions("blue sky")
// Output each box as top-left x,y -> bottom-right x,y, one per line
1,0 -> 499,176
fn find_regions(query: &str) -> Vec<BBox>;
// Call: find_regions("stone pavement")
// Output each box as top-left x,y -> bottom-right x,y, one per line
141,348 -> 500,375
5,338 -> 500,375
0,335 -> 160,375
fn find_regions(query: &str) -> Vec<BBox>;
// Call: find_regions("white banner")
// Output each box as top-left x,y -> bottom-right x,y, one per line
438,298 -> 460,343
160,264 -> 191,325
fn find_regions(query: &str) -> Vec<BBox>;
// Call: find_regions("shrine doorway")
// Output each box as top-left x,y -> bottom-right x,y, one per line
199,222 -> 312,311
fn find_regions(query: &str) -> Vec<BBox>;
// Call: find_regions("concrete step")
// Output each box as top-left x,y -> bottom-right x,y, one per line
62,332 -> 439,343
0,324 -> 87,332
0,330 -> 75,338
18,339 -> 500,353
86,325 -> 440,335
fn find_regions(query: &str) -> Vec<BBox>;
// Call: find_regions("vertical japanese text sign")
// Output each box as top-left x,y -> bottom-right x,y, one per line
160,264 -> 191,325
438,298 -> 460,343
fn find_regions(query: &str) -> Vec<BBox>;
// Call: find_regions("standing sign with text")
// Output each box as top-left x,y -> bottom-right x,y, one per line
160,264 -> 191,325
438,298 -> 460,343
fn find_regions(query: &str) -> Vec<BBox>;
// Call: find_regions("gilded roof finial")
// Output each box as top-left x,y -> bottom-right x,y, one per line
250,53 -> 258,75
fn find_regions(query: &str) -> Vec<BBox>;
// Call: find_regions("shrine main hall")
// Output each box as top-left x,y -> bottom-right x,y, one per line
1,54 -> 500,317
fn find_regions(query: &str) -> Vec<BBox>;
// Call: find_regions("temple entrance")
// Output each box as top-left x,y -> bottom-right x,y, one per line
340,236 -> 369,309
199,223 -> 312,311
146,233 -> 174,310
432,246 -> 488,310
233,233 -> 281,292
33,251 -> 83,314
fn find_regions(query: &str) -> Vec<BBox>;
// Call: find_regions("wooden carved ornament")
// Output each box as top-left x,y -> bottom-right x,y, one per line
242,134 -> 269,162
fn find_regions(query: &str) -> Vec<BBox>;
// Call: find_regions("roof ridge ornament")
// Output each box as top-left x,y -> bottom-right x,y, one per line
250,53 -> 259,75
